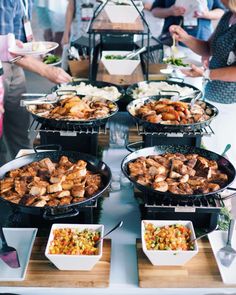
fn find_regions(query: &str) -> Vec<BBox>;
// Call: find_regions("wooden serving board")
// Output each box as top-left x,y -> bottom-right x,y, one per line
136,238 -> 236,288
91,11 -> 144,33
0,238 -> 111,288
97,62 -> 144,86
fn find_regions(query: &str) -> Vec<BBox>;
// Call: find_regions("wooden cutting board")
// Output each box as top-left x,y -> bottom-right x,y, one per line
0,238 -> 111,288
137,238 -> 236,288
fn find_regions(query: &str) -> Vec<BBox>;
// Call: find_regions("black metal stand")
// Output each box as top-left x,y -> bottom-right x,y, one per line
88,0 -> 151,81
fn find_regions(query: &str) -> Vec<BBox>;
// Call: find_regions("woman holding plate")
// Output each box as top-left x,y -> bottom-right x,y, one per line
169,0 -> 236,177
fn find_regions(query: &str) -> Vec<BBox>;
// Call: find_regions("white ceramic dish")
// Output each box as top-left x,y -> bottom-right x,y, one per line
9,41 -> 58,56
208,230 -> 236,284
104,1 -> 143,23
0,228 -> 37,281
142,220 -> 198,266
101,51 -> 140,75
45,223 -> 104,271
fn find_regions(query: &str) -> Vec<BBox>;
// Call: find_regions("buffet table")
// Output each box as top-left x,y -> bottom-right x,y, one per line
0,147 -> 236,294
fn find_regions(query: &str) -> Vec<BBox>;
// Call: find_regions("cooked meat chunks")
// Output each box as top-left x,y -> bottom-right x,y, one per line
128,153 -> 228,195
1,156 -> 103,207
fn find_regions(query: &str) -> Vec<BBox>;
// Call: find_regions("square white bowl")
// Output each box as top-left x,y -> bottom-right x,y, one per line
101,51 -> 140,75
45,223 -> 104,271
142,220 -> 198,266
104,1 -> 143,23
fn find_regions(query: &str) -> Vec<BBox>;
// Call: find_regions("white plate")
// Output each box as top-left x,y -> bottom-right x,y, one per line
208,230 -> 236,284
0,228 -> 37,281
9,41 -> 58,56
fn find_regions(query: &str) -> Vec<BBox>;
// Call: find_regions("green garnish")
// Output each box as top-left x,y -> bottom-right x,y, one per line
163,56 -> 189,67
105,55 -> 126,60
43,54 -> 60,64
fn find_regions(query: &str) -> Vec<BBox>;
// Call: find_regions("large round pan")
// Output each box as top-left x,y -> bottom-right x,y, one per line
52,79 -> 125,102
26,97 -> 119,130
127,96 -> 218,132
126,79 -> 201,100
121,145 -> 236,200
0,149 -> 111,220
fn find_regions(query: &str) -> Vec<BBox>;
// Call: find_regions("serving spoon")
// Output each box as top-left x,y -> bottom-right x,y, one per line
218,219 -> 236,267
95,221 -> 123,246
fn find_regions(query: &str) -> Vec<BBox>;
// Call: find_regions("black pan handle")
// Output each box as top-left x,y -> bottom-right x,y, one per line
43,207 -> 80,220
221,192 -> 236,201
167,77 -> 184,83
34,144 -> 62,154
126,141 -> 144,153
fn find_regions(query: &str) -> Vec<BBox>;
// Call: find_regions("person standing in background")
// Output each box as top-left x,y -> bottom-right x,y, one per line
61,0 -> 96,46
0,1 -> 71,165
35,0 -> 53,42
47,0 -> 68,55
151,0 -> 225,41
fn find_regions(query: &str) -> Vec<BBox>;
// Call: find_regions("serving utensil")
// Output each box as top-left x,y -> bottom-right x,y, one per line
218,219 -> 236,267
190,226 -> 218,244
0,227 -> 20,268
95,221 -> 123,246
190,90 -> 202,108
171,35 -> 178,57
124,47 -> 146,60
221,144 -> 231,157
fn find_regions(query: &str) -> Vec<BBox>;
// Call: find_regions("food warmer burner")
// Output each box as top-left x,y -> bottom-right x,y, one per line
29,119 -> 106,156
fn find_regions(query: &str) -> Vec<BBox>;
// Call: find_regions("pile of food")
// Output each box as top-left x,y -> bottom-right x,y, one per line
163,56 -> 189,67
144,223 -> 194,251
0,156 -> 103,207
43,54 -> 60,65
48,228 -> 100,255
56,82 -> 122,102
130,81 -> 195,99
133,99 -> 214,125
128,153 -> 228,195
27,95 -> 117,121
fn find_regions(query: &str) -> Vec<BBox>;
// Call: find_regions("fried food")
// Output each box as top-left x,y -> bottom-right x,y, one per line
135,99 -> 214,125
0,156 -> 103,207
128,153 -> 228,195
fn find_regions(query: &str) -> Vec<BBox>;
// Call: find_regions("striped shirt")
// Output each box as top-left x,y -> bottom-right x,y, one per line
0,0 -> 33,42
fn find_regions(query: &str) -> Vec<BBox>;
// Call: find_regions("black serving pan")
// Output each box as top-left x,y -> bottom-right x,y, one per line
51,79 -> 125,102
126,79 -> 201,100
26,97 -> 119,130
121,145 -> 236,200
126,96 -> 219,132
0,147 -> 111,220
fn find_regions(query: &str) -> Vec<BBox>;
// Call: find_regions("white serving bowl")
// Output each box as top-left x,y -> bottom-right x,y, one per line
104,1 -> 143,23
142,220 -> 198,266
101,51 -> 140,75
45,223 -> 104,271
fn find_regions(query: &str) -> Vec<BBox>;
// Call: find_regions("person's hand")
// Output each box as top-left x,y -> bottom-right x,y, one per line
181,64 -> 204,77
61,33 -> 69,46
169,25 -> 190,44
169,5 -> 186,17
202,56 -> 210,69
44,66 -> 72,84
194,10 -> 209,19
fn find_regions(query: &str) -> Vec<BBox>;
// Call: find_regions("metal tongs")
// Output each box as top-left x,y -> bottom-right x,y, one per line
20,93 -> 58,106
20,90 -> 77,106
170,90 -> 202,102
124,47 -> 146,60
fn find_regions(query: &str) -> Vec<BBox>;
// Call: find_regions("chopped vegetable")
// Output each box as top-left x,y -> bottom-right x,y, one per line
43,54 -> 60,64
144,223 -> 194,251
163,56 -> 189,67
105,55 -> 126,60
48,228 -> 100,255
